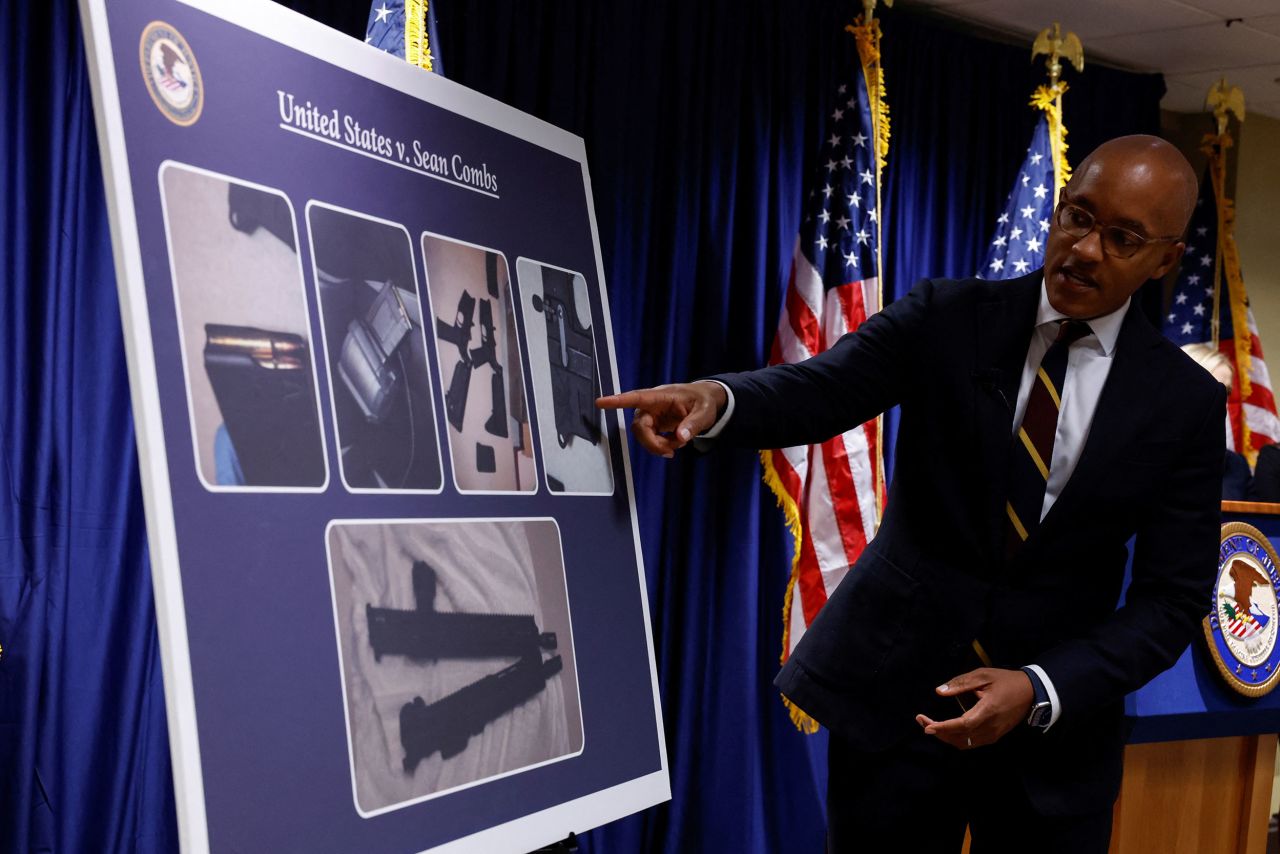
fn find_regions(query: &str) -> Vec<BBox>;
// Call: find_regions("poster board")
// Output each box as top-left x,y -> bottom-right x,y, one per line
77,1 -> 670,850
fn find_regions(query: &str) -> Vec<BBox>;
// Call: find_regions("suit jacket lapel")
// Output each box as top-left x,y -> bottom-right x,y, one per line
1024,302 -> 1168,556
972,271 -> 1041,562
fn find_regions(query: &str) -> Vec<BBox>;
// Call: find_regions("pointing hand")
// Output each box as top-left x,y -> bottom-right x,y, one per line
596,382 -> 727,458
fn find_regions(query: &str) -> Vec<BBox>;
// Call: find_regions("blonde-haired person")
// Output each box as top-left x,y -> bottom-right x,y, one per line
1181,342 -> 1251,500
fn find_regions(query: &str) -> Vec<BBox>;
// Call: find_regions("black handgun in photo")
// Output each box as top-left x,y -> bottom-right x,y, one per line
531,268 -> 600,447
400,653 -> 564,769
470,298 -> 508,438
337,280 -> 413,424
436,290 -> 476,431
366,560 -> 556,661
203,324 -> 325,486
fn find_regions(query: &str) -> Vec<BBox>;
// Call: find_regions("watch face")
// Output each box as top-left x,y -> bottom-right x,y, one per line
1028,702 -> 1052,728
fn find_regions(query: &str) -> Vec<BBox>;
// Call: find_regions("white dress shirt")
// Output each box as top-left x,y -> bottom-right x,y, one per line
1014,281 -> 1131,522
699,278 -> 1133,729
1016,280 -> 1130,728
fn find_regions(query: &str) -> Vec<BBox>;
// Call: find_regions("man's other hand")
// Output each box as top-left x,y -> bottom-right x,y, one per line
914,668 -> 1035,750
596,382 -> 727,458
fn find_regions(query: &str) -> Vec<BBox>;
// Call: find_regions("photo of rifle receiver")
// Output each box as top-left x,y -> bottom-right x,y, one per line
366,561 -> 557,661
531,268 -> 599,447
435,290 -> 475,431
469,298 -> 509,438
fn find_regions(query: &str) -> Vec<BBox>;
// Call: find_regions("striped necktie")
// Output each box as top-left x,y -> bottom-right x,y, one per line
1005,319 -> 1092,556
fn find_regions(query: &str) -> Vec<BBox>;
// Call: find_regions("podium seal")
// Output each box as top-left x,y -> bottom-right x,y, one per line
1204,522 -> 1280,697
139,22 -> 203,126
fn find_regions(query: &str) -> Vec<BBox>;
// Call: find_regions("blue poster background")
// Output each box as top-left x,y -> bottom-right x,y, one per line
103,1 -> 662,849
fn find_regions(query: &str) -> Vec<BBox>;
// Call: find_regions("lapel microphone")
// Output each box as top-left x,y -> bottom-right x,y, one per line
971,368 -> 1013,414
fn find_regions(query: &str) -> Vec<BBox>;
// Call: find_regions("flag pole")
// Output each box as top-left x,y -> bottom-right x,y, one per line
1030,23 -> 1082,197
1205,78 -> 1244,352
1203,78 -> 1252,456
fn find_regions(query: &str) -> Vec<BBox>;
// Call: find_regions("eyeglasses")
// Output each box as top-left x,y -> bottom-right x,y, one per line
1054,200 -> 1181,259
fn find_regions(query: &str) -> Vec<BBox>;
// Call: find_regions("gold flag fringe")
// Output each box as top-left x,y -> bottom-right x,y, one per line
761,449 -> 821,734
1030,82 -> 1071,195
405,0 -> 435,72
847,18 -> 891,175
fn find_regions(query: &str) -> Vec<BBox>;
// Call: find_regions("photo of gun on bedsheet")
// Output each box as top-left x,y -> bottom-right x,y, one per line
531,267 -> 600,447
366,560 -> 557,661
203,323 -> 325,486
400,653 -> 564,769
328,519 -> 580,801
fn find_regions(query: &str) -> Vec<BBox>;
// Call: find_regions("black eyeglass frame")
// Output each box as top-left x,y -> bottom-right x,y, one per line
1053,191 -> 1183,259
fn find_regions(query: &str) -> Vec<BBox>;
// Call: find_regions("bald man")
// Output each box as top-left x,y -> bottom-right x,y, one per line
598,136 -> 1223,852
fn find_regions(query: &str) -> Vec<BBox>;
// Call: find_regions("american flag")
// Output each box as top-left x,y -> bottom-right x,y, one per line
765,59 -> 885,703
980,116 -> 1056,280
1162,171 -> 1279,460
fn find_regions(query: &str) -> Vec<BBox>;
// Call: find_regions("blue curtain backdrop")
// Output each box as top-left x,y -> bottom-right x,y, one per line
0,1 -> 177,852
1,1 -> 1162,851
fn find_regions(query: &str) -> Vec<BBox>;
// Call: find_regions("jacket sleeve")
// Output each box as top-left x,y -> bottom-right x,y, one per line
1034,382 -> 1227,726
707,277 -> 935,449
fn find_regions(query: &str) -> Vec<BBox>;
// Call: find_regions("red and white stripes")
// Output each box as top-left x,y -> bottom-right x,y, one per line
1223,307 -> 1280,456
768,239 -> 882,659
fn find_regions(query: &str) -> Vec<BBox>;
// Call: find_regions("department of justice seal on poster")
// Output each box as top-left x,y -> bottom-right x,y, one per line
1204,522 -> 1280,697
139,22 -> 203,126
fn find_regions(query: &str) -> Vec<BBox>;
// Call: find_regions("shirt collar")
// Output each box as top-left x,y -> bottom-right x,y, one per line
1035,277 -> 1129,357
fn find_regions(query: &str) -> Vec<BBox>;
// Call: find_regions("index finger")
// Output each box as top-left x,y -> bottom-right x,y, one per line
596,390 -> 663,410
923,707 -> 982,738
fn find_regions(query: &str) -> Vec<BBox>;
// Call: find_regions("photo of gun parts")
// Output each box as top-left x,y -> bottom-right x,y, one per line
514,260 -> 614,495
422,236 -> 535,492
306,203 -> 443,492
159,162 -> 327,489
326,519 -> 581,813
367,560 -> 562,770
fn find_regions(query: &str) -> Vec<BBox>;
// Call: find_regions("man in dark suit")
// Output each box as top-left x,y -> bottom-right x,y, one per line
598,136 -> 1223,851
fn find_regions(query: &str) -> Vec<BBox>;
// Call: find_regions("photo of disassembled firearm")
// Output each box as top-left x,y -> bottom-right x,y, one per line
367,560 -> 557,661
366,559 -> 562,771
434,252 -> 509,439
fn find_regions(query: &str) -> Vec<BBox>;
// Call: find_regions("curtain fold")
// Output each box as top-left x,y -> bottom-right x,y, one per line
0,2 -> 177,852
3,1 -> 1164,851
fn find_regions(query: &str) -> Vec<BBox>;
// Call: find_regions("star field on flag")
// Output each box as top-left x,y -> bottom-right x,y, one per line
980,117 -> 1055,279
798,86 -> 880,284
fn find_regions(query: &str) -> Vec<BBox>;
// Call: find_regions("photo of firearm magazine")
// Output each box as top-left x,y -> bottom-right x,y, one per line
327,519 -> 582,814
306,204 -> 443,491
422,235 -> 534,492
158,163 -> 327,489
514,260 -> 615,494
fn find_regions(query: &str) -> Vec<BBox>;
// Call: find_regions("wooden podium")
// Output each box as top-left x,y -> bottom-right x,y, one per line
1110,734 -> 1275,853
1108,501 -> 1279,853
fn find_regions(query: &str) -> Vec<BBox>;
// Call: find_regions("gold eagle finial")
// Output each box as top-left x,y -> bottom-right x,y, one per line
1206,78 -> 1245,137
1032,22 -> 1084,87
